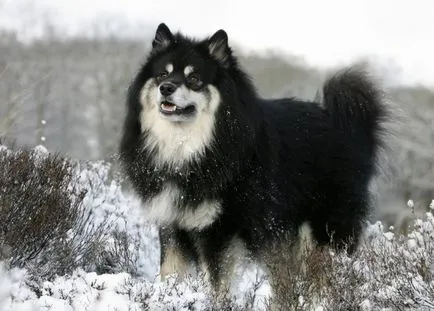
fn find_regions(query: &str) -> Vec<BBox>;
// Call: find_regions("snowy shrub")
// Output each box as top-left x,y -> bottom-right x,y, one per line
0,146 -> 94,279
264,212 -> 434,310
0,146 -> 156,282
72,159 -> 159,278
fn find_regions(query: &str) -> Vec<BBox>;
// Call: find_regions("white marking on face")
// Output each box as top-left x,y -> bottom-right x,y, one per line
165,63 -> 173,74
143,183 -> 221,230
139,79 -> 158,114
183,65 -> 194,77
139,78 -> 221,167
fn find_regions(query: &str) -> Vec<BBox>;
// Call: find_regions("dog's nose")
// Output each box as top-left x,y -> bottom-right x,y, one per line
159,83 -> 176,96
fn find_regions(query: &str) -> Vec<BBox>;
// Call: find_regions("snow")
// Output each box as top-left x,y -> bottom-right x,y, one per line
0,267 -> 212,311
32,145 -> 48,155
73,160 -> 160,279
0,264 -> 37,311
30,145 -> 49,165
359,299 -> 371,311
407,199 -> 415,209
1,146 -> 434,310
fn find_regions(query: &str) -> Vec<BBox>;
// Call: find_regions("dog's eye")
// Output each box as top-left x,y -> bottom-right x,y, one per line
156,71 -> 168,82
187,74 -> 201,85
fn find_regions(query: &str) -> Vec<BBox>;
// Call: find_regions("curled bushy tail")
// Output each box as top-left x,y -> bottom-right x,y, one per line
323,67 -> 388,153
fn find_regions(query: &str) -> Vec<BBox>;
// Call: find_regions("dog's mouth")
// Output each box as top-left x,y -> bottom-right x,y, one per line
159,101 -> 196,116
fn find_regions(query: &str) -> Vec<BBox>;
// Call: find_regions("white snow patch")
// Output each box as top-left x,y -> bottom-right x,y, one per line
0,263 -> 37,311
407,199 -> 415,209
32,145 -> 48,156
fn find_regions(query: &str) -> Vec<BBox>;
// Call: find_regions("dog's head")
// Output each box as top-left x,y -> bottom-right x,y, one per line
136,23 -> 233,165
142,23 -> 231,123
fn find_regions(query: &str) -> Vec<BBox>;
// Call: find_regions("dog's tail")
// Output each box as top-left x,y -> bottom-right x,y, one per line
322,66 -> 389,157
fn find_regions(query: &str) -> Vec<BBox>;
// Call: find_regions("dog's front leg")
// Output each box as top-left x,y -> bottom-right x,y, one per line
196,234 -> 242,298
159,226 -> 197,280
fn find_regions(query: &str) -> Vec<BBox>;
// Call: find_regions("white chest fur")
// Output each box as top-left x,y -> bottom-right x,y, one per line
144,184 -> 222,230
139,80 -> 221,168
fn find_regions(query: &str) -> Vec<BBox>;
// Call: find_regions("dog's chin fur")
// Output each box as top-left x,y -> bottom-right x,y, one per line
139,79 -> 221,167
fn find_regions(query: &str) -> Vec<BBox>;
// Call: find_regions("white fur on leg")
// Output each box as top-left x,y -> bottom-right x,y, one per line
160,247 -> 189,280
196,236 -> 248,295
298,222 -> 315,255
220,236 -> 249,291
297,222 -> 315,274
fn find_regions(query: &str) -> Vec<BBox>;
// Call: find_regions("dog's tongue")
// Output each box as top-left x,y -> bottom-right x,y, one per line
161,102 -> 176,112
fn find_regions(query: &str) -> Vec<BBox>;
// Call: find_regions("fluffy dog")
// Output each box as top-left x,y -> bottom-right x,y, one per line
119,23 -> 388,293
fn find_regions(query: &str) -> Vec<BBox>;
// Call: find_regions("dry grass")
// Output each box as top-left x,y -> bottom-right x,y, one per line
0,148 -> 83,268
0,147 -> 124,281
262,220 -> 434,310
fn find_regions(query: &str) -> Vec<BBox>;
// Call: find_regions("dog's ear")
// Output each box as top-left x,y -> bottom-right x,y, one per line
152,23 -> 174,51
208,30 -> 230,67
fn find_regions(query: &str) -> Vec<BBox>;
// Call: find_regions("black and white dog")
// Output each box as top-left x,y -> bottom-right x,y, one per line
120,23 -> 388,291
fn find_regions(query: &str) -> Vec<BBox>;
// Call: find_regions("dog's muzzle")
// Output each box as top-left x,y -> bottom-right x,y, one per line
158,83 -> 197,118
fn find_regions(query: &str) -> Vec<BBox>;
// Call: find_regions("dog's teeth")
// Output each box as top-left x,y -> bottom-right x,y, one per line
161,103 -> 176,112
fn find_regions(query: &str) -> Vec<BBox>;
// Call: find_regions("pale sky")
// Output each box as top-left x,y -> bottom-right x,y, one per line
2,0 -> 434,86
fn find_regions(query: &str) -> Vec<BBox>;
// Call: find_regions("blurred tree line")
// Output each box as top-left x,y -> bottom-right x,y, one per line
0,28 -> 433,224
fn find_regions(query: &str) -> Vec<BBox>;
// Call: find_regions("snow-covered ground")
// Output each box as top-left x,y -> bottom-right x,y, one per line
1,146 -> 433,310
0,146 -> 270,310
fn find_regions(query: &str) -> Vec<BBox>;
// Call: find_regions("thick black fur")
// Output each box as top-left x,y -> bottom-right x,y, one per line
120,24 -> 388,287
